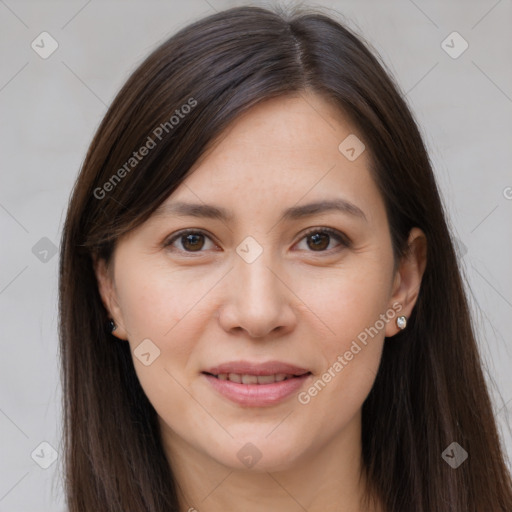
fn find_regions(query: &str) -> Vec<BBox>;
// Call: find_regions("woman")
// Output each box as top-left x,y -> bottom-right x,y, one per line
58,5 -> 512,511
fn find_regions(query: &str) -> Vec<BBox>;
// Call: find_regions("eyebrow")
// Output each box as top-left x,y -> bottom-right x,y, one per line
154,198 -> 367,224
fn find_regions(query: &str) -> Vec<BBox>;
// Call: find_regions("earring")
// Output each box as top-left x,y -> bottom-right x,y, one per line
108,319 -> 117,333
396,315 -> 407,330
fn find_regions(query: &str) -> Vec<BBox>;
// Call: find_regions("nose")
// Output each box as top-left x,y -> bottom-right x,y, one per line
217,253 -> 297,339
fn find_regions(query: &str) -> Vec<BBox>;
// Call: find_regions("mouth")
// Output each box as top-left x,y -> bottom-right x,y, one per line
202,372 -> 311,384
201,361 -> 312,407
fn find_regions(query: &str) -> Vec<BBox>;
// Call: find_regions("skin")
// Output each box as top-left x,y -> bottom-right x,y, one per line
95,92 -> 427,512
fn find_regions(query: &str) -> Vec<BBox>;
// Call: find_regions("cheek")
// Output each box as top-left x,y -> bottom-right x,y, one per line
292,255 -> 393,347
292,258 -> 390,416
299,309 -> 385,430
116,261 -> 213,343
114,264 -> 206,418
114,259 -> 224,404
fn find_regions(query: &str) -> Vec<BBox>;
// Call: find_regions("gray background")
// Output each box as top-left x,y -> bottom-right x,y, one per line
0,0 -> 511,510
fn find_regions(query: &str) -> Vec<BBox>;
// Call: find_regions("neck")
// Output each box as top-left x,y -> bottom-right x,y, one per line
160,411 -> 383,512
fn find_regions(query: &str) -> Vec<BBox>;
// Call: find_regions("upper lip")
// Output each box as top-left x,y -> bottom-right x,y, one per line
203,360 -> 311,377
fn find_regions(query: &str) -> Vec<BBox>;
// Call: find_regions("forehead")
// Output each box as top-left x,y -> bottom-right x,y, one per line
157,93 -> 383,226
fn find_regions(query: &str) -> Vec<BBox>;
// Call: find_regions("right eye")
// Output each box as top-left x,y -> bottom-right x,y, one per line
163,229 -> 218,254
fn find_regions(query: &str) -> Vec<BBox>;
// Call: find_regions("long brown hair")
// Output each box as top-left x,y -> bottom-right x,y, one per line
58,5 -> 512,511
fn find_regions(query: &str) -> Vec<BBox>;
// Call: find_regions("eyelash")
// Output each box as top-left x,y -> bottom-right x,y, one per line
163,227 -> 350,256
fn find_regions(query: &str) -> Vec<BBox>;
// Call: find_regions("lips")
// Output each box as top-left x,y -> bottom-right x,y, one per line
203,360 -> 310,378
202,361 -> 312,407
213,373 -> 295,384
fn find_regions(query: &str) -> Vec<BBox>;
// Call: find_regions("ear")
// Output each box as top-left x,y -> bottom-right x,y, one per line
385,227 -> 427,337
92,254 -> 128,340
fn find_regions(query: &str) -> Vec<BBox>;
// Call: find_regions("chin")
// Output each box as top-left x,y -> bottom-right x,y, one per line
205,434 -> 306,473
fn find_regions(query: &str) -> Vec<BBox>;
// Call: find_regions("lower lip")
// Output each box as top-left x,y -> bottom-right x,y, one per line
203,373 -> 311,407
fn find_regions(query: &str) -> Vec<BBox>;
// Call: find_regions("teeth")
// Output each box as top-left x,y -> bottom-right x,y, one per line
241,374 -> 258,384
214,373 -> 297,384
257,375 -> 276,384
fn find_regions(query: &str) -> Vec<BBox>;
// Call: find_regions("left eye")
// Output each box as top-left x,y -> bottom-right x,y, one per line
164,228 -> 349,254
295,228 -> 348,252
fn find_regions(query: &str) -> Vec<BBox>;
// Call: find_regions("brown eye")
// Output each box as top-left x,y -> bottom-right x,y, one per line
165,230 -> 216,253
307,232 -> 330,251
181,233 -> 205,251
296,228 -> 349,253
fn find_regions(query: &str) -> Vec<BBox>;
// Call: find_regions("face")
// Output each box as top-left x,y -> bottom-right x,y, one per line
96,92 -> 424,474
